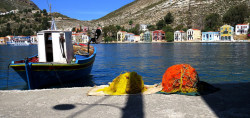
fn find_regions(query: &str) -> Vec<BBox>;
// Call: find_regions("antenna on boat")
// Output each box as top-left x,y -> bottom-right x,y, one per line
47,2 -> 57,30
49,4 -> 57,30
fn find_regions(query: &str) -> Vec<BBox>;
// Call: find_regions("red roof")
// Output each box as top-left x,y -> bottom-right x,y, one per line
153,30 -> 165,34
179,30 -> 185,33
236,24 -> 249,25
119,31 -> 127,33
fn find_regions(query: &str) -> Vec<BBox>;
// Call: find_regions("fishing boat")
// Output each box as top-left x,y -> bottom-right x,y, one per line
9,30 -> 96,89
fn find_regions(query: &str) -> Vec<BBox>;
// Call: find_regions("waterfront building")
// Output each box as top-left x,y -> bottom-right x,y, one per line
134,35 -> 141,42
140,24 -> 148,32
144,31 -> 151,42
187,29 -> 201,41
0,37 -> 8,45
82,34 -> 89,43
174,30 -> 186,42
117,31 -> 127,42
220,25 -> 234,41
30,35 -> 38,44
152,30 -> 165,42
72,32 -> 88,43
235,23 -> 249,35
202,32 -> 220,42
124,33 -> 135,42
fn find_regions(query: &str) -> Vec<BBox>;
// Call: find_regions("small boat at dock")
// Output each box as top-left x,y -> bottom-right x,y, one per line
10,30 -> 96,89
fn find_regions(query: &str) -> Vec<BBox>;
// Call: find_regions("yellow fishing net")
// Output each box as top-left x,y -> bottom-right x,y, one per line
96,72 -> 147,95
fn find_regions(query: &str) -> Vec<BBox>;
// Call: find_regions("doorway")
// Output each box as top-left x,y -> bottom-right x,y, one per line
45,33 -> 53,62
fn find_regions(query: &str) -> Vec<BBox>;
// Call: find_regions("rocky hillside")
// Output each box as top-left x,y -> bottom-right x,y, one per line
93,0 -> 250,29
0,0 -> 39,12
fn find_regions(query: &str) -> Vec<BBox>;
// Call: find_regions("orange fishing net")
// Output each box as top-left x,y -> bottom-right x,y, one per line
161,64 -> 199,93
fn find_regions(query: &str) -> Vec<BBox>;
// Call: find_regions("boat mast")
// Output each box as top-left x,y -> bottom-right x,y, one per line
49,3 -> 57,30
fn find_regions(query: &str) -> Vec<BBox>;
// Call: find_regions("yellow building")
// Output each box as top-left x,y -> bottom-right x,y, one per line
117,31 -> 127,42
0,37 -> 7,45
220,25 -> 234,41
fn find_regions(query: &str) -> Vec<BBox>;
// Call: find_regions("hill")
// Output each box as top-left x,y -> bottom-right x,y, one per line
0,0 -> 39,12
0,9 -> 51,36
93,0 -> 250,29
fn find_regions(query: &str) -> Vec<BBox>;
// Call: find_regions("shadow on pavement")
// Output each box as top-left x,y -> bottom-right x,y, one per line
201,82 -> 250,117
53,104 -> 76,110
122,94 -> 144,118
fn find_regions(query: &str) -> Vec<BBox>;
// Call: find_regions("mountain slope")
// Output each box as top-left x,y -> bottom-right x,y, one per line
93,0 -> 250,29
0,0 -> 39,12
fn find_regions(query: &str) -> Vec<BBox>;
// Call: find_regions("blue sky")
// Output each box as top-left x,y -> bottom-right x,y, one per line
32,0 -> 134,21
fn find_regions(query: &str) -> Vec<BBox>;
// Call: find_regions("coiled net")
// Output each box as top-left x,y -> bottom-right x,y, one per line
97,72 -> 147,95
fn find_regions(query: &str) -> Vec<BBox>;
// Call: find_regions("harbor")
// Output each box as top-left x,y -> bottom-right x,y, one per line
0,82 -> 250,118
0,0 -> 250,118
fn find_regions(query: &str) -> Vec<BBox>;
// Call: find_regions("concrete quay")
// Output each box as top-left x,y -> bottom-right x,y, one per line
0,82 -> 250,118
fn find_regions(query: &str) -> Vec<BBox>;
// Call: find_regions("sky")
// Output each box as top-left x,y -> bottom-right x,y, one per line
31,0 -> 134,21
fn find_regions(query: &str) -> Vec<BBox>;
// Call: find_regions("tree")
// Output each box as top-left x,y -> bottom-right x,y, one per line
164,12 -> 174,24
42,9 -> 48,16
72,27 -> 76,32
102,25 -> 118,39
156,20 -> 166,30
116,25 -> 121,31
129,24 -> 140,35
23,9 -> 28,14
162,25 -> 174,33
34,12 -> 41,17
174,24 -> 184,31
165,32 -> 174,42
6,23 -> 11,35
147,25 -> 156,31
129,20 -> 133,29
223,4 -> 249,26
205,13 -> 221,31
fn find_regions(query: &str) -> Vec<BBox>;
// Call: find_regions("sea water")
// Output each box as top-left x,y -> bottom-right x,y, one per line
0,43 -> 250,90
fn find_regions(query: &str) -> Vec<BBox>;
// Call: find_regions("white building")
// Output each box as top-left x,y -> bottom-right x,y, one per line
30,35 -> 38,44
82,34 -> 89,43
32,10 -> 41,14
134,35 -> 141,42
235,23 -> 249,35
174,30 -> 186,42
140,24 -> 148,32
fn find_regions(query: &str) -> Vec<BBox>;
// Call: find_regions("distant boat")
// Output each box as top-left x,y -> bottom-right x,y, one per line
7,36 -> 31,46
10,30 -> 96,89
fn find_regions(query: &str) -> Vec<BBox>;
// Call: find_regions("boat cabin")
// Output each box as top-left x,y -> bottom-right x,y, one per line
37,30 -> 74,63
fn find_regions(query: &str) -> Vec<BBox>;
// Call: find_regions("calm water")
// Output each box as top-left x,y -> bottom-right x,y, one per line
0,43 -> 250,90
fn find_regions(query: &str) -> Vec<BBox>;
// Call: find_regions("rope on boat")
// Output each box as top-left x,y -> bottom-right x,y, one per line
25,58 -> 32,90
